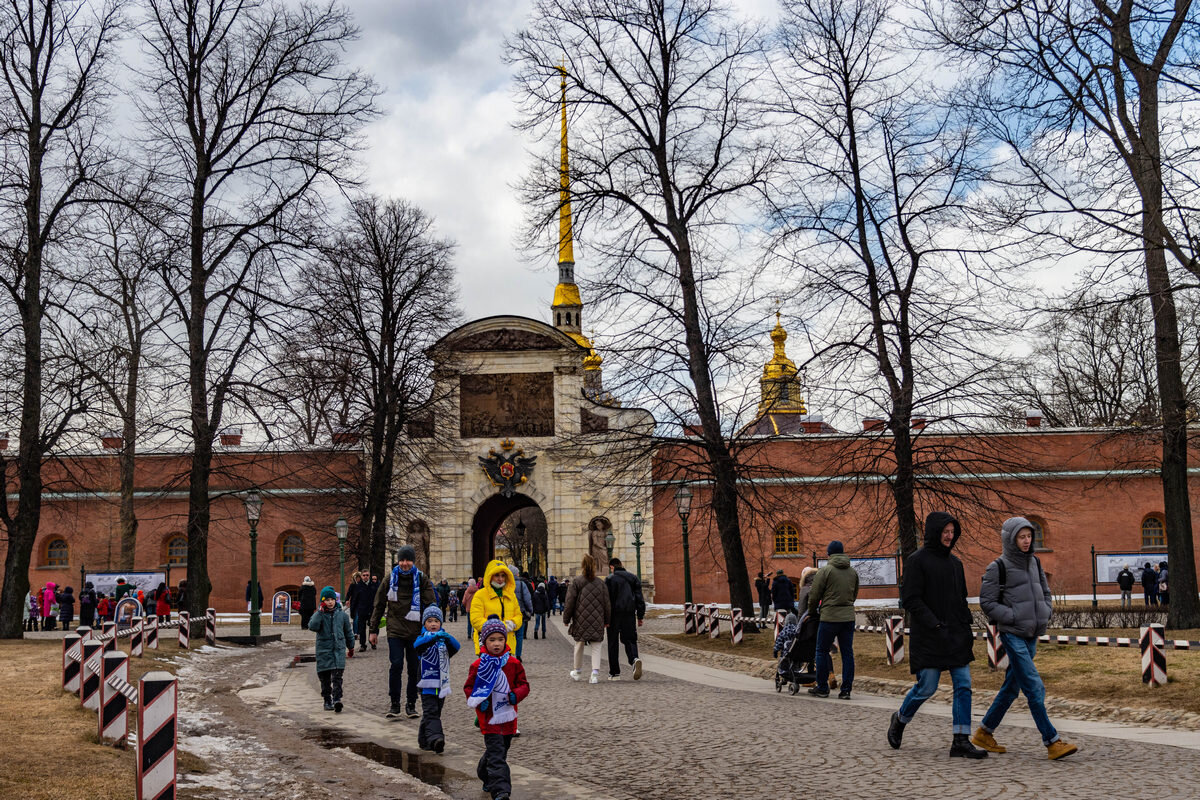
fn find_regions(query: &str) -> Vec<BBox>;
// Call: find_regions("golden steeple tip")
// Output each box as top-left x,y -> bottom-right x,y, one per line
764,311 -> 797,380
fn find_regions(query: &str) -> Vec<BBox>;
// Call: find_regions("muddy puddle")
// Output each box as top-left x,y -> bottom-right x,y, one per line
301,727 -> 482,799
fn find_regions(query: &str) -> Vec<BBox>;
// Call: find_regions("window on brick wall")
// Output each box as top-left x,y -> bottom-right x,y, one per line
46,538 -> 68,566
1141,516 -> 1166,549
773,523 -> 801,555
1026,517 -> 1047,550
166,536 -> 187,565
279,533 -> 305,564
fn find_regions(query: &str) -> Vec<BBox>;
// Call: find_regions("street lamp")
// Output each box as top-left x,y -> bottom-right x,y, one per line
675,484 -> 694,604
244,489 -> 263,637
604,527 -> 615,561
336,516 -> 349,601
629,511 -> 645,581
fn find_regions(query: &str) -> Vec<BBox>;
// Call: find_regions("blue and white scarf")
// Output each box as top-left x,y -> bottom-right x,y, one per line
388,565 -> 422,622
467,653 -> 515,725
417,633 -> 452,698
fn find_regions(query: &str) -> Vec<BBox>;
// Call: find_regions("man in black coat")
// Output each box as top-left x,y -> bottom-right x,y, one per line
1140,562 -> 1159,606
887,511 -> 987,759
605,558 -> 647,680
771,570 -> 794,615
1116,565 -> 1135,609
755,572 -> 771,619
546,576 -> 559,615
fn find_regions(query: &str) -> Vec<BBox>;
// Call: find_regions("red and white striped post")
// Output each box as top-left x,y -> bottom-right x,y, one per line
885,615 -> 905,666
774,609 -> 786,641
62,633 -> 82,693
145,615 -> 159,650
76,625 -> 92,641
1141,624 -> 1167,687
102,620 -> 116,638
178,612 -> 190,649
129,617 -> 144,658
137,672 -> 178,800
80,641 -> 104,710
730,607 -> 744,644
99,651 -> 129,744
708,604 -> 720,639
205,608 -> 216,646
986,623 -> 1009,670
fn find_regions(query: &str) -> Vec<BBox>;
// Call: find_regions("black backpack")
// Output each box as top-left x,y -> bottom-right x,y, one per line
992,556 -> 1045,605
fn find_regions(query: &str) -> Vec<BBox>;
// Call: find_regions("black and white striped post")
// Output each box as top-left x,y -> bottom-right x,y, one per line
178,612 -> 189,650
1141,623 -> 1167,687
80,641 -> 103,710
129,617 -> 144,658
986,623 -> 1009,670
708,604 -> 720,639
76,625 -> 92,641
696,603 -> 708,635
683,603 -> 696,634
102,620 -> 116,639
99,651 -> 129,745
145,615 -> 159,650
885,616 -> 905,666
62,634 -> 82,693
137,671 -> 178,800
205,608 -> 216,646
730,607 -> 744,645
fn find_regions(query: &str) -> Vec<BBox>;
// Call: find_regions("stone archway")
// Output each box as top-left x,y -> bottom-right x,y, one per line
471,493 -> 539,578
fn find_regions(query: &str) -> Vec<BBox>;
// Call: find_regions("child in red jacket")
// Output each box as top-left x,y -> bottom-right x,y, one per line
465,615 -> 530,800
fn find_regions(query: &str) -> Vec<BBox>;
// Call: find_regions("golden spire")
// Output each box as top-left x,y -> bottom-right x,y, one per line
552,62 -> 587,349
763,311 -> 797,380
558,64 -> 574,266
758,311 -> 806,415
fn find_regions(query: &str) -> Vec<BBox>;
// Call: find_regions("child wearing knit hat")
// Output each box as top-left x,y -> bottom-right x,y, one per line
465,615 -> 530,800
414,606 -> 460,753
308,586 -> 354,712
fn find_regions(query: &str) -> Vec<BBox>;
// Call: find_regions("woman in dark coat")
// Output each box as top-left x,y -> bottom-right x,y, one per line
78,582 -> 97,628
298,576 -> 318,629
58,586 -> 76,628
563,554 -> 610,683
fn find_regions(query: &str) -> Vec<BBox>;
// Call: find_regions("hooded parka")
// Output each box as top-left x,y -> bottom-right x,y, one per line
807,554 -> 859,622
469,560 -> 522,654
979,517 -> 1053,638
308,601 -> 354,671
900,512 -> 975,673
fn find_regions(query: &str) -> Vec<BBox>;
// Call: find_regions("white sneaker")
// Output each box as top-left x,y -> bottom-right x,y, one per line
570,669 -> 581,682
633,658 -> 643,680
607,674 -> 621,681
589,671 -> 599,684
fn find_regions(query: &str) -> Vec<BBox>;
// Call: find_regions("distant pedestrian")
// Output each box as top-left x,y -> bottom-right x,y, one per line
771,569 -> 794,615
557,580 -> 567,613
96,593 -> 111,624
78,582 -> 97,628
1116,565 -> 1135,609
414,606 -> 460,753
466,615 -> 529,800
755,572 -> 771,619
973,516 -> 1077,760
512,568 -> 533,661
563,554 -> 610,684
437,579 -> 451,614
531,583 -> 549,639
308,586 -> 354,712
298,577 -> 317,630
1157,562 -> 1169,606
448,588 -> 461,622
887,511 -> 987,759
41,582 -> 58,631
347,571 -> 373,651
24,591 -> 36,631
370,545 -> 437,719
57,586 -> 75,629
155,583 -> 173,622
546,576 -> 560,615
113,577 -> 133,604
245,580 -> 264,613
175,580 -> 189,615
1141,562 -> 1158,606
463,579 -> 480,643
605,557 -> 645,681
807,541 -> 858,700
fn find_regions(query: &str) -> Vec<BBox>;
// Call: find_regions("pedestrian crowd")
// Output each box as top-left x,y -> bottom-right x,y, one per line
23,575 -> 182,631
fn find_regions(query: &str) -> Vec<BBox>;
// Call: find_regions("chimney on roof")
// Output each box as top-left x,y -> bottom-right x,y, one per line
0,431 -> 9,450
100,431 -> 123,449
219,426 -> 243,447
862,417 -> 886,432
1025,409 -> 1044,428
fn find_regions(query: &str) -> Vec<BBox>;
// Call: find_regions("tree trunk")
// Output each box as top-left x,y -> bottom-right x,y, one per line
118,395 -> 138,571
186,167 -> 213,624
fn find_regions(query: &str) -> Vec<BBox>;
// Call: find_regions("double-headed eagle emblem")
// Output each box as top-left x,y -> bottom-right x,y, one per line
479,439 -> 537,498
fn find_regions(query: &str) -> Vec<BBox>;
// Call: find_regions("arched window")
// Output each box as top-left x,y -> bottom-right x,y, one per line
773,523 -> 801,555
1026,517 -> 1046,550
1142,516 -> 1166,549
279,533 -> 305,564
46,538 -> 69,567
166,535 -> 187,565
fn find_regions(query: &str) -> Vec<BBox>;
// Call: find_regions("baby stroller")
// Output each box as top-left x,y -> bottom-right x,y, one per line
774,610 -> 819,695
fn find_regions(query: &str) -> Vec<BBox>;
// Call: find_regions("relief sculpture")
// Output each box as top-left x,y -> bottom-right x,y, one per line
460,372 -> 555,438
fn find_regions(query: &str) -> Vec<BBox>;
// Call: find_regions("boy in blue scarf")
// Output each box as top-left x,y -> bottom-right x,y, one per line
414,606 -> 460,753
465,615 -> 530,800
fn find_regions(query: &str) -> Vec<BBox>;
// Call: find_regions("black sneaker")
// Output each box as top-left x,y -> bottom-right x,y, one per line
887,712 -> 906,749
838,690 -> 852,700
807,686 -> 830,698
405,703 -> 418,719
387,701 -> 403,718
334,700 -> 343,713
432,738 -> 445,754
323,699 -> 334,711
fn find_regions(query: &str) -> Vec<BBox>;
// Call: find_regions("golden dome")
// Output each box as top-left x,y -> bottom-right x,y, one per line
583,346 -> 603,371
763,312 -> 797,381
553,282 -> 582,308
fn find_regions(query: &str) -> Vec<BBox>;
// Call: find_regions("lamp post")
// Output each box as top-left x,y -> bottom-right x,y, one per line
244,489 -> 263,637
515,519 -> 527,575
604,528 -> 615,561
629,511 -> 645,582
675,484 -> 693,604
336,516 -> 348,601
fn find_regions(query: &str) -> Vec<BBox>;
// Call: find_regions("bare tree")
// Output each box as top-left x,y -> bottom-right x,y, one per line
138,0 -> 376,619
0,0 -> 123,638
507,0 -> 777,618
925,0 -> 1200,626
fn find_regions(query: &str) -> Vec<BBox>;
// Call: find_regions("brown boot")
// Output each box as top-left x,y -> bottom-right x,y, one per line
970,727 -> 1006,753
1047,740 -> 1078,760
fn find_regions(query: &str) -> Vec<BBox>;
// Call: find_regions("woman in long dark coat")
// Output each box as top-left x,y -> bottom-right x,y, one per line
298,576 -> 318,629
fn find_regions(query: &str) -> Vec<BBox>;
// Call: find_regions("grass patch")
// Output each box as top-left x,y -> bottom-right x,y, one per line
659,629 -> 1200,714
0,637 -> 206,800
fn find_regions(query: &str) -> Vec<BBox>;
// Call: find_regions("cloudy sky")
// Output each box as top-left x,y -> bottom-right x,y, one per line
346,0 -> 780,323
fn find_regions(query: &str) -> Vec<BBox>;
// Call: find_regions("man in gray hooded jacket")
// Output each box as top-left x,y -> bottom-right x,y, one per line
971,516 -> 1078,760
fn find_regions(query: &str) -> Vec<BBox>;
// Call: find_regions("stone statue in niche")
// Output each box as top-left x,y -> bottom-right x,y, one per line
588,517 -> 611,565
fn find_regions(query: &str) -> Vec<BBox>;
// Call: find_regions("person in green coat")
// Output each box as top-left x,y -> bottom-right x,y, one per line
807,540 -> 859,699
309,586 -> 355,712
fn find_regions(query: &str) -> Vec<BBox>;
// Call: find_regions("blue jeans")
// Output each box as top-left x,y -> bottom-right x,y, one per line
981,633 -> 1059,745
898,666 -> 973,734
815,620 -> 855,692
534,612 -> 546,637
515,620 -> 527,660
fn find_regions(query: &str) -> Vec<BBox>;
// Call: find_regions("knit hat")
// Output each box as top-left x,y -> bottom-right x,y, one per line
827,540 -> 844,555
320,586 -> 337,600
398,545 -> 417,563
302,576 -> 314,586
479,614 -> 508,645
422,606 -> 443,624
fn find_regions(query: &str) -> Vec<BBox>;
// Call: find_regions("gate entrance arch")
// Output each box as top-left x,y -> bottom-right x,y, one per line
471,493 -> 539,578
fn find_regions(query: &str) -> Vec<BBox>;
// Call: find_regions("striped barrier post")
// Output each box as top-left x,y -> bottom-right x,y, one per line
885,615 -> 905,666
99,651 -> 129,745
102,620 -> 116,639
683,603 -> 696,634
130,617 -> 144,658
80,641 -> 104,710
985,623 -> 1009,671
1141,624 -> 1167,687
76,625 -> 92,641
708,604 -> 720,639
62,633 -> 82,693
205,608 -> 216,646
178,612 -> 189,650
695,604 -> 707,635
137,672 -> 178,800
730,607 -> 744,645
774,609 -> 785,641
145,615 -> 159,650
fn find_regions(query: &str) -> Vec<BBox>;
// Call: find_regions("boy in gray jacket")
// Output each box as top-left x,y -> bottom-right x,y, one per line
972,517 -> 1077,760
